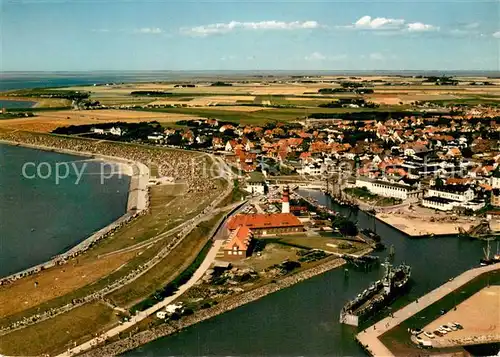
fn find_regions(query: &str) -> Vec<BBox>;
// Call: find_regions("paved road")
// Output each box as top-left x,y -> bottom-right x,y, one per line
57,239 -> 223,357
356,263 -> 500,357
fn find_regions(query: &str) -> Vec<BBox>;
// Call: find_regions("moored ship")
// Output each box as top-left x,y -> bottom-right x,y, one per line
340,259 -> 411,326
479,240 -> 500,266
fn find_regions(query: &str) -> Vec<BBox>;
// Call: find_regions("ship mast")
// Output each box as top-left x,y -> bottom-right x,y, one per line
484,239 -> 491,261
382,258 -> 392,294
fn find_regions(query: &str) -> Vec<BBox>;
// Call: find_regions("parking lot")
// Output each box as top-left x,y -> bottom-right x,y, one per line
416,285 -> 500,348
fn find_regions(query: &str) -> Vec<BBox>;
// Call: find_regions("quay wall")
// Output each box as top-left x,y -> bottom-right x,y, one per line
356,263 -> 500,357
78,255 -> 363,356
0,140 -> 150,285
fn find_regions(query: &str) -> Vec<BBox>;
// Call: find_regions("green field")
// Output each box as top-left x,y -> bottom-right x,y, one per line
0,302 -> 118,356
133,106 -> 399,125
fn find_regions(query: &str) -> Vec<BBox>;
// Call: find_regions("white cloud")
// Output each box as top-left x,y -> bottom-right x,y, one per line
343,16 -> 439,34
354,16 -> 405,30
91,29 -> 109,33
135,28 -> 163,34
329,54 -> 348,61
493,31 -> 500,38
305,52 -> 326,61
181,20 -> 320,37
369,52 -> 385,61
407,22 -> 439,32
305,52 -> 347,61
464,22 -> 480,30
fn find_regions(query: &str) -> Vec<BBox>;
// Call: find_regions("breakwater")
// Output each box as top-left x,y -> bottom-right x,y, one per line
0,140 -> 150,286
78,255 -> 358,356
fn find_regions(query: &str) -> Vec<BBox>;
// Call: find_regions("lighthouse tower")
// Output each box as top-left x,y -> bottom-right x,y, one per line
282,185 -> 290,213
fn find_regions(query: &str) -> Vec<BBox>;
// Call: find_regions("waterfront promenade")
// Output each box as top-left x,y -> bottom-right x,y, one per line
356,263 -> 500,357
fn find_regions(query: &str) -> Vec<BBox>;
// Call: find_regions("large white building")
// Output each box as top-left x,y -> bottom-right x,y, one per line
355,177 -> 420,200
422,196 -> 486,212
426,185 -> 474,203
421,196 -> 455,211
422,184 -> 486,211
296,163 -> 324,176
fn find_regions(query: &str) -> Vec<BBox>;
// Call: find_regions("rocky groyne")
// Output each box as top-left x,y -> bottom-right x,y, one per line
78,256 -> 352,357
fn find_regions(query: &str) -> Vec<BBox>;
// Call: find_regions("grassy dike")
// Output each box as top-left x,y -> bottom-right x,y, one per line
0,212 -> 228,357
129,236 -> 214,313
107,212 -> 226,309
0,302 -> 118,356
0,133 -> 231,356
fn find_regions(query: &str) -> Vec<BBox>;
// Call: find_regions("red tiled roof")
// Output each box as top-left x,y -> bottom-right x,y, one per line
227,213 -> 303,230
224,226 -> 252,251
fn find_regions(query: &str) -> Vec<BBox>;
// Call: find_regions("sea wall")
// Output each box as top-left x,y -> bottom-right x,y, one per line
79,256 -> 353,356
0,140 -> 150,286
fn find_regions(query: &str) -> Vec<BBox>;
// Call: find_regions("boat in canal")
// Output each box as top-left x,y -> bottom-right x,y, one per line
340,259 -> 411,326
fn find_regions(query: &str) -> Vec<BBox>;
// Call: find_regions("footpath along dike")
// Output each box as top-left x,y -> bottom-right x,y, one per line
79,253 -> 371,357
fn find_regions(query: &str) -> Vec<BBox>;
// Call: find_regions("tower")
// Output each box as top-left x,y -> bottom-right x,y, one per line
282,185 -> 290,213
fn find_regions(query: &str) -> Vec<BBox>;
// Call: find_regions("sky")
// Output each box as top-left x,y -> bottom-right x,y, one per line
1,0 -> 500,71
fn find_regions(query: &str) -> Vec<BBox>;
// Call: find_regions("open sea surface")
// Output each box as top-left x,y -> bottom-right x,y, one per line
0,144 -> 130,277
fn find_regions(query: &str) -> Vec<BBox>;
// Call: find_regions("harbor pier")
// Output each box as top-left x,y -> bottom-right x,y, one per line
356,263 -> 500,357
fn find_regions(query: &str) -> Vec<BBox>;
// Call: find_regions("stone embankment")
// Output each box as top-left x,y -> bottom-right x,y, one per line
78,257 -> 349,356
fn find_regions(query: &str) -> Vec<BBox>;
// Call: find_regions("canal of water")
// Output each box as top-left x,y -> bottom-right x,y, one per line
125,189 -> 486,357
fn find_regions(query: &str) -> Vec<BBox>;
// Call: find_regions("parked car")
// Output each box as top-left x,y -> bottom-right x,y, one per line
424,331 -> 436,339
441,325 -> 452,332
413,328 -> 423,336
447,323 -> 457,331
